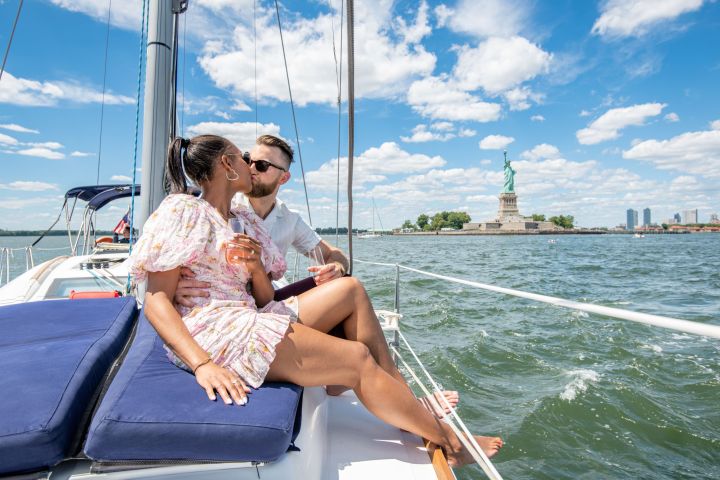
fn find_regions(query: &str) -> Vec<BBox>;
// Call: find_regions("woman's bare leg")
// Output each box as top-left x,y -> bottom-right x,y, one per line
266,323 -> 501,466
296,277 -> 459,414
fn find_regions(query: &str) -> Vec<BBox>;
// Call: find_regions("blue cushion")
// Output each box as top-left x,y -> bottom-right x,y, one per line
0,297 -> 138,475
84,312 -> 303,463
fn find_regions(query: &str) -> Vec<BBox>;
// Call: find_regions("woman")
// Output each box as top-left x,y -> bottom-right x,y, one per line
129,134 -> 502,466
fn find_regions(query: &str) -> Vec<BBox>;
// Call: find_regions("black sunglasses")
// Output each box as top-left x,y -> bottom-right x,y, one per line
228,152 -> 287,173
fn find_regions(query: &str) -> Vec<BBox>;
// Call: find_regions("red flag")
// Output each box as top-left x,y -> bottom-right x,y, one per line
113,211 -> 130,234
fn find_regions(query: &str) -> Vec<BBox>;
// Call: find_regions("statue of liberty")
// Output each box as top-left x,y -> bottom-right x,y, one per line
502,150 -> 515,193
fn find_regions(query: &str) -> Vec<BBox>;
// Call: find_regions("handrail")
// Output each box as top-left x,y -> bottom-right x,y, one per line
355,259 -> 720,340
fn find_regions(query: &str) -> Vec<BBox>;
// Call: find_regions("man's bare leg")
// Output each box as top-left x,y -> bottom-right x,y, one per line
296,277 -> 459,415
265,323 -> 502,466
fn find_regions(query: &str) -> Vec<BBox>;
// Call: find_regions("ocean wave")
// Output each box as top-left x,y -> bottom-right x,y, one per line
560,369 -> 599,401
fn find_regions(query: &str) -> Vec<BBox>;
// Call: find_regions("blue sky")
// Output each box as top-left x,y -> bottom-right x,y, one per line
1,0 -> 719,231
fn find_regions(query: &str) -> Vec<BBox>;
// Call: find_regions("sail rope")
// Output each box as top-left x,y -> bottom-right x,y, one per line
332,0 -> 345,245
345,0 -> 355,274
95,0 -> 113,185
272,0 -> 312,226
125,0 -> 150,293
0,0 -> 23,82
253,0 -> 258,138
389,342 -> 503,480
180,11 -> 187,137
355,258 -> 720,340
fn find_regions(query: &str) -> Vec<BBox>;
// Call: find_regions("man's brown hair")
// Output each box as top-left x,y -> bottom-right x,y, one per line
257,135 -> 294,165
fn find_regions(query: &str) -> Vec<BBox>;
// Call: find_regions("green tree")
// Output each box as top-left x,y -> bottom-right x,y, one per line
430,212 -> 447,230
416,214 -> 429,229
531,213 -> 546,221
549,215 -> 574,229
446,211 -> 471,229
401,220 -> 415,230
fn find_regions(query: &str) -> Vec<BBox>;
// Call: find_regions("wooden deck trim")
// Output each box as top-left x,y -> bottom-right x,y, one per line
425,439 -> 454,480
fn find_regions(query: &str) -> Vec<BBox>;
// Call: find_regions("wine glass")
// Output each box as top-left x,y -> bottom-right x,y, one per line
226,217 -> 246,265
306,245 -> 325,277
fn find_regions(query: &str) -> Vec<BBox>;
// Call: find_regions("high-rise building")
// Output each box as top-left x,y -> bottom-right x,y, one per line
626,209 -> 638,230
683,209 -> 698,224
674,213 -> 681,224
643,208 -> 651,226
710,213 -> 719,224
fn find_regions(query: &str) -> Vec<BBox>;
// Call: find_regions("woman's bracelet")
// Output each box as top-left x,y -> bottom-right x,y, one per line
192,357 -> 212,374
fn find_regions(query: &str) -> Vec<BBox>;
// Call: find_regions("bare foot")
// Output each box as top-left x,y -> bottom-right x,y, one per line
325,385 -> 350,396
420,390 -> 459,419
446,435 -> 503,467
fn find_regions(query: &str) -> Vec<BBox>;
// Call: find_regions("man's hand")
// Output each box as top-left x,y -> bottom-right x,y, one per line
309,261 -> 345,285
174,267 -> 210,308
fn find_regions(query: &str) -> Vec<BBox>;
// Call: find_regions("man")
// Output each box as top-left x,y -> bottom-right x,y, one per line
175,134 -> 349,303
175,135 -> 458,415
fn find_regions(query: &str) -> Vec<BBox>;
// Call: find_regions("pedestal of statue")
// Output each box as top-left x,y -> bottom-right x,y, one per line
497,192 -> 520,221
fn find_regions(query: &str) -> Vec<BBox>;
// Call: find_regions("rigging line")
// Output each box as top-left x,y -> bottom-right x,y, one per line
180,11 -> 187,137
346,0 -> 355,274
253,0 -> 258,137
273,0 -> 312,226
0,0 -> 23,82
125,0 -> 149,294
334,0 -> 345,246
96,0 -> 113,185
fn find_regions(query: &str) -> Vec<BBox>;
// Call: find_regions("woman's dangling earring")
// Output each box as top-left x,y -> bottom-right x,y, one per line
226,168 -> 240,181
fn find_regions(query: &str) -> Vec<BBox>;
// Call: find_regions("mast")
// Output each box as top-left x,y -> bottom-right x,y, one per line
138,0 -> 186,229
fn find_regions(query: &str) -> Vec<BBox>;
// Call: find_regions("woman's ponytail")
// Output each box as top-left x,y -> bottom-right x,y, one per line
165,135 -> 232,193
166,137 -> 189,193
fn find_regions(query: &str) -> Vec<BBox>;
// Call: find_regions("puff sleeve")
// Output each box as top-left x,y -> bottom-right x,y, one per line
126,195 -> 212,282
233,207 -> 287,281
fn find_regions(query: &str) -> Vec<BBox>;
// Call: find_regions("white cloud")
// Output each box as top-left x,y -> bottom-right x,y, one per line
622,126 -> 720,178
531,115 -> 545,122
49,0 -> 142,30
664,112 -> 680,122
710,120 -> 720,130
71,151 -> 93,157
458,128 -> 476,137
580,110 -> 591,117
306,142 -> 446,191
186,121 -> 281,149
503,86 -> 542,111
15,147 -> 65,160
479,135 -> 514,150
111,175 -> 132,182
0,72 -> 134,107
442,0 -> 530,38
407,76 -> 501,122
0,181 -> 58,191
592,0 -> 704,38
26,141 -> 63,150
231,100 -> 251,112
433,4 -> 453,28
199,2 -> 435,106
453,36 -> 552,95
431,121 -> 454,132
576,103 -> 666,145
0,123 -> 38,134
401,124 -> 455,143
520,144 -> 562,161
0,133 -> 19,145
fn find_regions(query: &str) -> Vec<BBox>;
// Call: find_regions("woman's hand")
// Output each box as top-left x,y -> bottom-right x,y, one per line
194,361 -> 251,405
230,234 -> 264,275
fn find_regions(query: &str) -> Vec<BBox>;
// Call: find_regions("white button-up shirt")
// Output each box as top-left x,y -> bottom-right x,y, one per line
232,194 -> 321,259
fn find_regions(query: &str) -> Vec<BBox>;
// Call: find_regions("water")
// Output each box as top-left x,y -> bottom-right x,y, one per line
2,234 -> 719,479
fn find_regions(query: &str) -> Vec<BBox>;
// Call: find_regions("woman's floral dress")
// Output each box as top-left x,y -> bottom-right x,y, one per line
127,194 -> 298,388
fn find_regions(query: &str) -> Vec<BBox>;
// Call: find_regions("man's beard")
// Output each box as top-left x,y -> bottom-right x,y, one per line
247,177 -> 281,198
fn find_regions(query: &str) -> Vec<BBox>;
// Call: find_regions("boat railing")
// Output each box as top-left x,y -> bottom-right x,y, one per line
0,246 -> 71,286
355,259 -> 720,340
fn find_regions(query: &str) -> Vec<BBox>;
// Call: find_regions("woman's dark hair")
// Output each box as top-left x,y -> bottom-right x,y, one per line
166,135 -> 234,193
